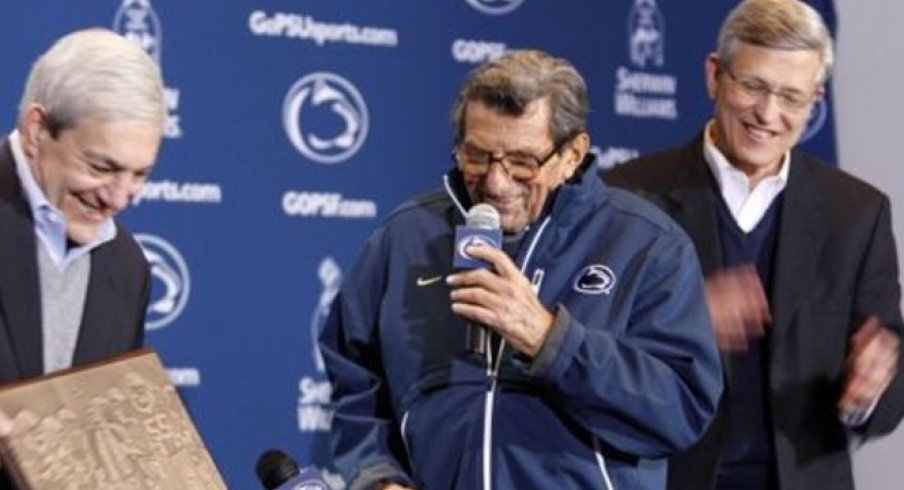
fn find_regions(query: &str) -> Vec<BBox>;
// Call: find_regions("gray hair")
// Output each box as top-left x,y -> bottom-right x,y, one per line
18,28 -> 165,135
718,0 -> 834,83
451,50 -> 588,145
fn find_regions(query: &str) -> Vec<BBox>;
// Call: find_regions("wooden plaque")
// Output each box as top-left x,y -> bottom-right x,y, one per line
0,349 -> 227,490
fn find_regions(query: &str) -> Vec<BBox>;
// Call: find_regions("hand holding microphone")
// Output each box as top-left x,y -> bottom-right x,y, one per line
453,204 -> 503,357
448,204 -> 555,359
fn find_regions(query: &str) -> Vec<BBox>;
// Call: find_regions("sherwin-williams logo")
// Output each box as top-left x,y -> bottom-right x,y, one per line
466,0 -> 524,16
614,0 -> 677,120
136,234 -> 190,330
283,73 -> 369,164
573,264 -> 616,295
800,98 -> 828,143
113,0 -> 162,63
298,258 -> 341,434
311,257 -> 341,372
627,0 -> 665,68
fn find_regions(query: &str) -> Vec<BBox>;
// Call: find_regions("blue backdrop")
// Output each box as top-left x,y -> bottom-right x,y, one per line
0,1 -> 836,488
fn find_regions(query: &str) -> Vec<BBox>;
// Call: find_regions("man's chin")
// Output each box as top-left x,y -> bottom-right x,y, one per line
66,224 -> 102,246
500,216 -> 529,235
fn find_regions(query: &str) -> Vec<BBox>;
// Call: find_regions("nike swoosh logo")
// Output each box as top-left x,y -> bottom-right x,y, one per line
416,275 -> 443,287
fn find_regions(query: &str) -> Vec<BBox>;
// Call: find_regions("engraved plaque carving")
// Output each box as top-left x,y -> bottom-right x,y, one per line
0,350 -> 226,490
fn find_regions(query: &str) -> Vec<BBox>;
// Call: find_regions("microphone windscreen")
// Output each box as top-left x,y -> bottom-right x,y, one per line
466,203 -> 500,230
256,449 -> 300,489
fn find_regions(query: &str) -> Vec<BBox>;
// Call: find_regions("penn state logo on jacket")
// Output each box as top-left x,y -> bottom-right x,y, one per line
573,264 -> 617,295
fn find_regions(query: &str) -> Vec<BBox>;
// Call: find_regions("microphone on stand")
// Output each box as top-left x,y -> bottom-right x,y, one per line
452,203 -> 502,357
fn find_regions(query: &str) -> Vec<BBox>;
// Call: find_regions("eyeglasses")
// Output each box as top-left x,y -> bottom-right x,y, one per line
452,139 -> 566,180
722,65 -> 821,112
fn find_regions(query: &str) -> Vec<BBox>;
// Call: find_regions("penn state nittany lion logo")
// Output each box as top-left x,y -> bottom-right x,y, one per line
283,73 -> 369,164
465,0 -> 525,16
573,264 -> 616,295
628,0 -> 665,68
457,234 -> 500,260
113,0 -> 163,64
136,234 -> 190,330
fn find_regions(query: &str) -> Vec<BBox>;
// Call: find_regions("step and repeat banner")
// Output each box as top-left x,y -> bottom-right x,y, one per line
0,1 -> 836,488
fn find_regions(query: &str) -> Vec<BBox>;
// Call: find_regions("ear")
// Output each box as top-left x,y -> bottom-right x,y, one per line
813,86 -> 826,104
19,104 -> 47,158
704,53 -> 721,101
561,132 -> 590,181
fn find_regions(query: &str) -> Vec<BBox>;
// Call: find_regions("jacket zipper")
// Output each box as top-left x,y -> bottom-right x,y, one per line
593,437 -> 616,490
482,216 -> 552,490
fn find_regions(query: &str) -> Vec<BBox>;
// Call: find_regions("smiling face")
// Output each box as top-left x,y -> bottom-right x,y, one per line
457,99 -> 586,234
706,42 -> 823,183
20,105 -> 161,244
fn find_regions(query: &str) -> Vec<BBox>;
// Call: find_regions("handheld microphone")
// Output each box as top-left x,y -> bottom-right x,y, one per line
255,449 -> 329,490
453,203 -> 502,357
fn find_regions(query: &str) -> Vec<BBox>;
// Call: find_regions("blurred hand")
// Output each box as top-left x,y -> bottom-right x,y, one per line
0,408 -> 10,469
447,245 -> 554,357
0,408 -> 11,437
839,316 -> 900,415
379,484 -> 413,490
704,264 -> 771,352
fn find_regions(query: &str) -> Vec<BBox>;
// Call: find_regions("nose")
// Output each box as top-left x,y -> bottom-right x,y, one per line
753,92 -> 782,122
101,174 -> 142,211
481,160 -> 512,195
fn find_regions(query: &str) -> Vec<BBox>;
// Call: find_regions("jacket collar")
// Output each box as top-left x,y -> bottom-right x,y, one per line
658,135 -> 725,274
768,150 -> 824,345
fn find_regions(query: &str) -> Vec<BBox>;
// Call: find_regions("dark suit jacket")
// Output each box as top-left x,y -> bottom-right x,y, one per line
0,137 -> 149,488
603,134 -> 904,490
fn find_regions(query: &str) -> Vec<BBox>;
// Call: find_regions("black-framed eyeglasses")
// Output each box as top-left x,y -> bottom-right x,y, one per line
722,65 -> 821,112
452,139 -> 567,180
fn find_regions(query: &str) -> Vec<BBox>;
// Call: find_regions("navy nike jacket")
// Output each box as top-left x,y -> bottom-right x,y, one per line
320,159 -> 722,490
